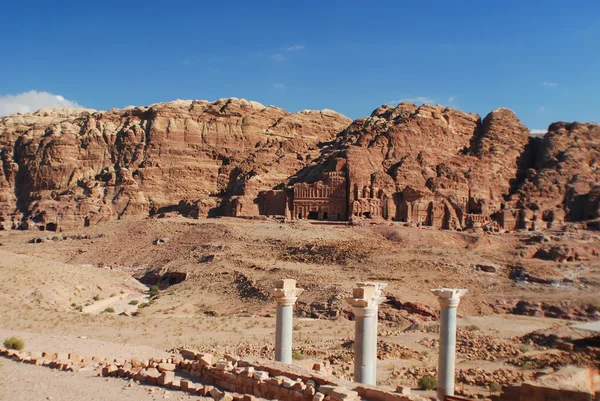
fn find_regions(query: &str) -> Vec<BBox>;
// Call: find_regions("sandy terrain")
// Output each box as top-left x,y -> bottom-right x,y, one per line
0,216 -> 598,399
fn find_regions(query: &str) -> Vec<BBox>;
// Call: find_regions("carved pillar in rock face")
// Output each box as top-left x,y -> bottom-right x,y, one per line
346,282 -> 387,385
431,288 -> 467,401
270,279 -> 304,364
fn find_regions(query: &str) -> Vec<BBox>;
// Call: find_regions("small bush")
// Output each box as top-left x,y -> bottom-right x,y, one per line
93,294 -> 100,301
381,228 -> 405,243
110,293 -> 116,297
103,307 -> 115,313
291,351 -> 304,360
129,300 -> 139,305
489,382 -> 502,393
519,344 -> 530,353
465,324 -> 480,332
148,285 -> 159,298
418,375 -> 437,391
293,324 -> 302,331
3,336 -> 25,351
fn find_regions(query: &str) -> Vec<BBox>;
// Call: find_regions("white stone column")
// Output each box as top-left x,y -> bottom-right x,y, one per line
270,279 -> 303,364
431,288 -> 467,401
346,282 -> 387,385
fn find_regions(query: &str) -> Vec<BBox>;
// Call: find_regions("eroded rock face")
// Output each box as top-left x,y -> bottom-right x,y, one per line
0,99 -> 351,230
296,103 -> 532,229
1,99 -> 599,232
515,122 -> 600,227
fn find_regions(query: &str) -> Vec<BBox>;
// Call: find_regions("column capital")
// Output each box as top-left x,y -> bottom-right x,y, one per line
346,282 -> 387,309
431,288 -> 467,308
270,279 -> 303,305
356,282 -> 388,297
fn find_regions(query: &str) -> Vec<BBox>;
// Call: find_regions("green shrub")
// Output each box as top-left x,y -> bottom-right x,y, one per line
148,285 -> 159,298
3,336 -> 25,351
129,300 -> 139,305
291,351 -> 304,360
418,375 -> 437,391
465,324 -> 480,331
489,382 -> 502,392
93,294 -> 100,301
103,307 -> 115,313
519,344 -> 530,353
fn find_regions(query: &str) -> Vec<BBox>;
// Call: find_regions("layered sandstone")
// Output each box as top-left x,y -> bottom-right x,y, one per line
1,99 -> 599,232
292,103 -> 532,229
0,99 -> 351,230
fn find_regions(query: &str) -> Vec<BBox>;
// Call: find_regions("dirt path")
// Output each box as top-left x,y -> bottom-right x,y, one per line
0,358 -> 211,401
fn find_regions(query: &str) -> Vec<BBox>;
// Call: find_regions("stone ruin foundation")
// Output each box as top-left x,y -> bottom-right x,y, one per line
0,281 -> 598,401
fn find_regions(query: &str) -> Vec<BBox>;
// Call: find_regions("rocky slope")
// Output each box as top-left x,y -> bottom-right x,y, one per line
0,99 -> 351,230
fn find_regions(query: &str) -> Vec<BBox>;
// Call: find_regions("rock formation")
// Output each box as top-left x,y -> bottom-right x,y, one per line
0,99 -> 351,230
1,99 -> 599,232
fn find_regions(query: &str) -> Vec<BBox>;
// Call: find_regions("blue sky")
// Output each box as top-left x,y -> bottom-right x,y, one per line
0,1 -> 598,132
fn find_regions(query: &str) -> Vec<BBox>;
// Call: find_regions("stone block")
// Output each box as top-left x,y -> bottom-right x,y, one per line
352,286 -> 376,299
181,349 -> 198,360
199,353 -> 213,366
133,371 -> 146,383
157,371 -> 175,386
102,364 -> 118,377
313,393 -> 325,401
395,386 -> 412,395
216,360 -> 234,371
210,387 -> 224,400
202,385 -> 214,396
29,351 -> 42,360
253,370 -> 269,381
275,279 -> 297,289
158,362 -> 176,372
319,385 -> 360,401
225,354 -> 240,364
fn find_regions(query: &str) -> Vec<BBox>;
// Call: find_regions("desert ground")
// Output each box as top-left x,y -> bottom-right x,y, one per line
0,216 -> 598,400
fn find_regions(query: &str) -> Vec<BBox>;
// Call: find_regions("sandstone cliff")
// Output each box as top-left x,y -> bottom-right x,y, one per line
291,103 -> 598,231
1,99 -> 598,232
0,99 -> 351,230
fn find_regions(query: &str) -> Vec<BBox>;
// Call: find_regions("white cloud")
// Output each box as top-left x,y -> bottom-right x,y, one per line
0,90 -> 82,117
273,83 -> 286,89
538,105 -> 546,112
388,96 -> 435,105
271,54 -> 286,62
531,129 -> 547,135
541,82 -> 558,87
285,44 -> 305,51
